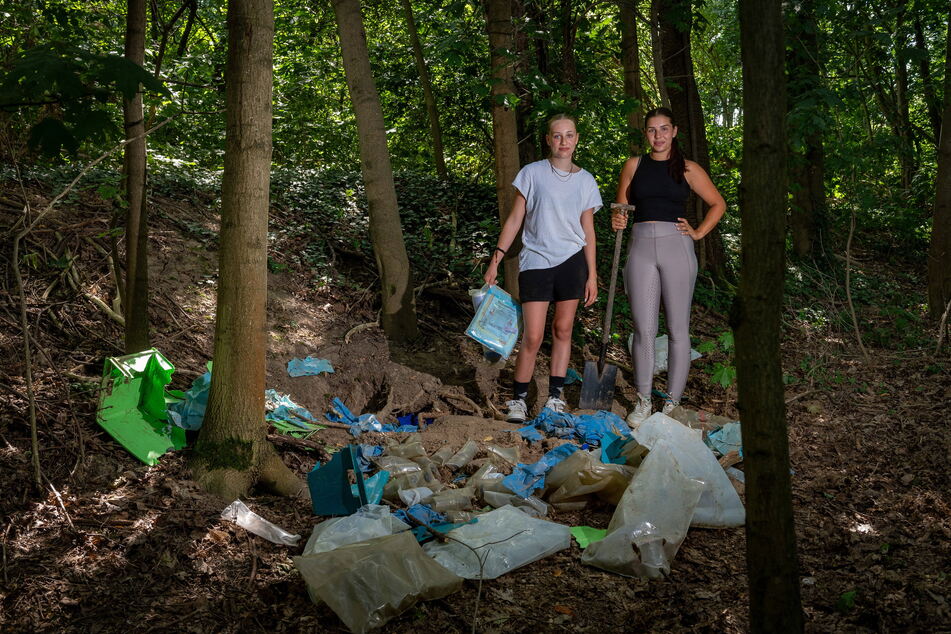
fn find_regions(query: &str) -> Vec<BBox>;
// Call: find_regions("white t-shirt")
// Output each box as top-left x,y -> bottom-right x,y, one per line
513,159 -> 603,271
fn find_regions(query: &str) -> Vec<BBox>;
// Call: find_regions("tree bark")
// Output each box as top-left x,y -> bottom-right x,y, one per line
928,18 -> 951,324
786,0 -> 825,258
485,0 -> 522,297
193,0 -> 305,501
513,0 -> 539,167
332,0 -> 419,340
123,0 -> 150,353
619,0 -> 646,154
653,0 -> 728,280
913,17 -> 942,145
736,0 -> 804,629
399,0 -> 448,179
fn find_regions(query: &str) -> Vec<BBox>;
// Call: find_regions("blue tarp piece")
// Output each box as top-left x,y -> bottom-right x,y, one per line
167,369 -> 211,430
394,504 -> 447,528
564,367 -> 584,385
326,397 -> 390,436
287,356 -> 335,377
355,444 -> 384,472
265,389 -> 317,427
502,443 -> 579,498
525,408 -> 632,446
517,425 -> 544,443
705,421 -> 743,457
350,470 -> 389,504
600,431 -> 629,465
308,446 -> 371,516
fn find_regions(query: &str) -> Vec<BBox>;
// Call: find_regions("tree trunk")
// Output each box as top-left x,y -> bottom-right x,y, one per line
928,18 -> 951,324
893,10 -> 916,188
619,0 -> 646,154
485,0 -> 522,297
332,0 -> 419,340
193,0 -> 306,501
786,0 -> 825,258
399,0 -> 447,179
513,0 -> 539,167
123,0 -> 150,353
736,0 -> 804,629
914,17 -> 942,145
559,0 -> 578,87
654,0 -> 728,280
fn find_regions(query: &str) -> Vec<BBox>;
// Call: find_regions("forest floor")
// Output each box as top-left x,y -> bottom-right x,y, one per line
1,173 -> 949,633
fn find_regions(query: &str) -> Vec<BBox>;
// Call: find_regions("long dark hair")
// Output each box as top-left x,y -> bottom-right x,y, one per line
645,107 -> 686,183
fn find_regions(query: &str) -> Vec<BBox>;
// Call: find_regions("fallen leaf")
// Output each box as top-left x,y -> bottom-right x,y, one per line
552,568 -> 563,577
553,605 -> 573,616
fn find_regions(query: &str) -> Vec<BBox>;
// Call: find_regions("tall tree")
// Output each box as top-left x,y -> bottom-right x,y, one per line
123,0 -> 150,353
193,0 -> 305,500
927,17 -> 951,324
332,0 -> 419,340
485,0 -> 522,297
786,0 -> 826,258
399,0 -> 448,179
619,0 -> 646,154
736,0 -> 804,628
653,0 -> 728,279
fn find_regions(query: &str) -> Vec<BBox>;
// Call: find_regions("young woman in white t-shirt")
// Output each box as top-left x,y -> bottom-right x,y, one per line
483,114 -> 603,422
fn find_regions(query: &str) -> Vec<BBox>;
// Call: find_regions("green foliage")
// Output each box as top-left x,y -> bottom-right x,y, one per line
697,330 -> 737,388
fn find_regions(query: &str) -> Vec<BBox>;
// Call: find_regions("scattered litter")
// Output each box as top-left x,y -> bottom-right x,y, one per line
445,439 -> 480,471
287,356 -> 334,377
634,413 -> 745,527
627,334 -> 703,375
423,505 -> 571,579
570,526 -> 607,549
523,409 -> 632,446
483,491 -> 549,517
725,466 -> 745,483
265,389 -> 320,431
706,421 -> 743,457
564,367 -> 583,385
294,531 -> 463,633
430,445 -> 454,465
355,444 -> 383,472
430,487 -> 476,512
502,443 -> 578,498
302,504 -> 410,556
167,364 -> 211,430
97,348 -> 185,465
465,284 -> 522,359
221,499 -> 300,546
309,445 -> 389,516
582,440 -> 703,578
485,444 -> 519,465
666,405 -> 735,432
398,487 -> 434,506
599,431 -> 648,467
544,449 -> 636,510
469,286 -> 504,362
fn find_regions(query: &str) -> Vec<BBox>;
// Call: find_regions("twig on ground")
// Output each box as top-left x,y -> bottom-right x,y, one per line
247,531 -> 258,588
785,389 -> 818,405
43,474 -> 75,531
844,185 -> 869,362
344,313 -> 380,343
440,390 -> 483,417
2,521 -> 12,585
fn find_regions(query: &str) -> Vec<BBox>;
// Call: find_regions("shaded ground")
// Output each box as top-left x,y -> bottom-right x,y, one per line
1,175 -> 949,632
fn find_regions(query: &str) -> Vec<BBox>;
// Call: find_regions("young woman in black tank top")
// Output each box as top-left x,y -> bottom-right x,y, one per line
611,107 -> 726,424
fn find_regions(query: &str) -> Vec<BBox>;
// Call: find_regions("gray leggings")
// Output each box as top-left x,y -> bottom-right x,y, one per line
623,222 -> 697,401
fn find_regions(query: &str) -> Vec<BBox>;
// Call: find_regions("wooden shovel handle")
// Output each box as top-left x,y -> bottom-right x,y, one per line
599,227 -> 625,366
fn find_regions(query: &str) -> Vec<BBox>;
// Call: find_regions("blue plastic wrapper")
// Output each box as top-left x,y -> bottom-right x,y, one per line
502,443 -> 578,498
265,389 -> 318,424
525,408 -> 632,446
705,421 -> 743,457
287,356 -> 334,377
167,369 -> 211,430
356,444 -> 384,472
465,285 -> 522,359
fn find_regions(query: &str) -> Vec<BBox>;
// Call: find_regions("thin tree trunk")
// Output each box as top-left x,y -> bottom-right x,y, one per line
123,0 -> 150,353
194,0 -> 305,500
485,0 -> 522,298
560,0 -> 578,86
737,0 -> 804,629
928,18 -> 951,324
619,0 -> 646,154
513,0 -> 539,167
399,0 -> 447,179
654,0 -> 728,280
914,17 -> 942,145
893,10 -> 916,188
333,0 -> 419,340
649,0 -> 668,108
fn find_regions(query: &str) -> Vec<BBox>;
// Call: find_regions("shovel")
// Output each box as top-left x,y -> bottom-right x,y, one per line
579,203 -> 632,410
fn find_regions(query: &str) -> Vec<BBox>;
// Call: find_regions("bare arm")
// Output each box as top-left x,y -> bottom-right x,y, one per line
612,156 -> 640,230
680,160 -> 726,240
484,192 -> 527,287
580,208 -> 597,306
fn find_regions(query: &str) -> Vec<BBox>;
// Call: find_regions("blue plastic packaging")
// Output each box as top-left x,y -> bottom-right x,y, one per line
465,285 -> 522,359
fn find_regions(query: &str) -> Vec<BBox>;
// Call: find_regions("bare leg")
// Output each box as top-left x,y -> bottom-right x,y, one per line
514,301 -> 550,382
549,299 -> 579,377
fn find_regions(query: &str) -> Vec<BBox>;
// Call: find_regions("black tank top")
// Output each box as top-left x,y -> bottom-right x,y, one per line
627,154 -> 690,223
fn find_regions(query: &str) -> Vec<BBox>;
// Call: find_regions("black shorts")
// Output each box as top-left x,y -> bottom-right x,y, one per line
518,249 -> 588,303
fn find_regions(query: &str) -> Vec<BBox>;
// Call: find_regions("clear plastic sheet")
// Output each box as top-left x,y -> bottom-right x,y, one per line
294,531 -> 462,633
581,441 -> 703,578
634,413 -> 746,527
302,504 -> 410,556
423,505 -> 570,579
543,450 -> 637,510
464,285 -> 522,359
482,490 -> 549,517
372,456 -> 423,476
220,500 -> 300,546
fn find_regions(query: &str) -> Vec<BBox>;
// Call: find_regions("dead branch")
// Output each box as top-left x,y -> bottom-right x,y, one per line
344,317 -> 380,343
844,185 -> 869,362
440,390 -> 483,417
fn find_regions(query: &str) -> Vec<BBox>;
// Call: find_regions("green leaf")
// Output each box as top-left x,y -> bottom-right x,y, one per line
718,330 -> 735,350
836,590 -> 857,613
711,363 -> 737,388
696,340 -> 717,354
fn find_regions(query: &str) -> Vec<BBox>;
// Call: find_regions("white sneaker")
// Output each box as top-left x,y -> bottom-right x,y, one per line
662,398 -> 679,415
543,396 -> 567,414
506,399 -> 528,423
626,393 -> 652,426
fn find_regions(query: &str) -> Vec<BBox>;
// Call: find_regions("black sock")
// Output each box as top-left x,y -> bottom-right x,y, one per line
512,381 -> 529,401
548,375 -> 565,399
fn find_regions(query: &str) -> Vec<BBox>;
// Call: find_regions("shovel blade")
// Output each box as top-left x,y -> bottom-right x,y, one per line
578,360 -> 618,410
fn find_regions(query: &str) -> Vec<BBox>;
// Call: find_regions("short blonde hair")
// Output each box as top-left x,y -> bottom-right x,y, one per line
547,113 -> 578,132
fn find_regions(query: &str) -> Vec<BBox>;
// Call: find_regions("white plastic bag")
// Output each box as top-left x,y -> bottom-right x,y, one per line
633,413 -> 746,527
423,505 -> 570,579
626,334 -> 703,375
581,441 -> 703,578
220,499 -> 301,546
302,504 -> 410,556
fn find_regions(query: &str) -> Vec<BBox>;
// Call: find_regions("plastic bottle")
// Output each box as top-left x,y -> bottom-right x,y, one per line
430,487 -> 475,512
430,445 -> 455,466
445,440 -> 480,471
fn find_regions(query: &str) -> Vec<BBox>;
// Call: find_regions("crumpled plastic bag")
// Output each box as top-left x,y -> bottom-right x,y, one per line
423,505 -> 570,579
302,504 -> 410,556
220,499 -> 300,546
294,531 -> 462,633
581,441 -> 703,578
634,413 -> 746,527
502,443 -> 577,498
543,449 -> 638,510
465,284 -> 522,359
626,334 -> 703,375
287,356 -> 334,377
